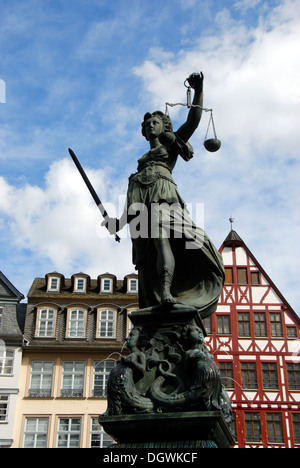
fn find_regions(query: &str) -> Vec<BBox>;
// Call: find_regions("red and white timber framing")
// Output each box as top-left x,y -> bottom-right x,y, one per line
205,229 -> 300,448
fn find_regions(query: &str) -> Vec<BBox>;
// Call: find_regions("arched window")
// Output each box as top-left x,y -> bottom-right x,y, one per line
67,309 -> 86,338
98,309 -> 116,338
36,308 -> 56,337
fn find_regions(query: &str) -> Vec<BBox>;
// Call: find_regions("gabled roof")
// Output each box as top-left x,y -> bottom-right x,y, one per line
219,230 -> 300,327
0,271 -> 24,303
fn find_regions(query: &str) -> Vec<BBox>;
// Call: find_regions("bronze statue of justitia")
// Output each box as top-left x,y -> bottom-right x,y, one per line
104,73 -> 224,318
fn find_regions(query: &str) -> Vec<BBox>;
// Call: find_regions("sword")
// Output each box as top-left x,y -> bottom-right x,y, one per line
68,148 -> 121,242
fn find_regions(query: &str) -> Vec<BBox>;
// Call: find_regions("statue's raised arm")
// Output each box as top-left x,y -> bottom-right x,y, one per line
176,72 -> 204,142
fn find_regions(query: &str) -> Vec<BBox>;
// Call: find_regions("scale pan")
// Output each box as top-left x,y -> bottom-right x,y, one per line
204,138 -> 221,152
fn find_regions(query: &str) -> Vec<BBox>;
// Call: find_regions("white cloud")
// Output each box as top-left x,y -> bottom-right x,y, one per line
134,0 -> 300,157
0,159 -> 133,286
233,0 -> 262,13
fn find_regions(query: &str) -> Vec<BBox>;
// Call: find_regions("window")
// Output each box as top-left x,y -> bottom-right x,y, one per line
250,271 -> 260,285
67,309 -> 86,338
219,362 -> 234,389
61,361 -> 85,397
238,312 -> 251,337
47,276 -> 60,292
98,310 -> 116,338
28,361 -> 54,397
90,418 -> 114,448
0,349 -> 14,375
254,313 -> 267,337
203,316 -> 212,335
23,418 -> 49,448
101,278 -> 112,293
270,313 -> 283,337
237,267 -> 248,284
128,278 -> 138,293
37,308 -> 55,337
93,360 -> 115,397
74,278 -> 86,293
286,363 -> 299,390
262,362 -> 279,389
241,362 -> 258,389
245,413 -> 262,442
217,315 -> 231,335
224,267 -> 233,284
0,307 -> 3,329
57,418 -> 81,448
266,413 -> 284,443
287,326 -> 297,338
292,413 -> 300,444
0,395 -> 9,422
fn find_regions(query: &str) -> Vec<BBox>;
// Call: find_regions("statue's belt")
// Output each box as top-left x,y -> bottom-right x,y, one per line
130,163 -> 176,188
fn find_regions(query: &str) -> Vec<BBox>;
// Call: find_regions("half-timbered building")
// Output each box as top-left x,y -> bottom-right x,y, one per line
204,228 -> 300,448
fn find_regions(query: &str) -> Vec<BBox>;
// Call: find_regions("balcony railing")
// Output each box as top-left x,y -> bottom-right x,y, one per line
28,389 -> 52,398
60,388 -> 83,398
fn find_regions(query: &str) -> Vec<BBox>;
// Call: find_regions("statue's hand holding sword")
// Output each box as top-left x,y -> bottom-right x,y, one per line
68,148 -> 121,242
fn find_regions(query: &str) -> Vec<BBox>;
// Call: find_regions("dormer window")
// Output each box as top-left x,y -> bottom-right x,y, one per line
124,274 -> 138,294
71,273 -> 90,294
98,274 -> 116,294
101,278 -> 113,293
47,276 -> 60,292
45,273 -> 64,293
128,278 -> 138,293
74,278 -> 86,293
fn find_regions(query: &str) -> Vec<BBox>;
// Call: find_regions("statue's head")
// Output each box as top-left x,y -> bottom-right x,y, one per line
181,324 -> 204,345
141,111 -> 173,140
126,327 -> 141,349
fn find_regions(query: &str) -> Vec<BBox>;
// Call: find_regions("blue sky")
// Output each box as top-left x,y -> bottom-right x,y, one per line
0,0 -> 299,314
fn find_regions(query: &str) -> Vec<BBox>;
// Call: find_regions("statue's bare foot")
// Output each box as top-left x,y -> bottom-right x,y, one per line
161,291 -> 176,304
160,268 -> 175,305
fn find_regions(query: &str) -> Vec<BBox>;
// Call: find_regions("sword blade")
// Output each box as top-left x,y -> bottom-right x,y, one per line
68,148 -> 120,242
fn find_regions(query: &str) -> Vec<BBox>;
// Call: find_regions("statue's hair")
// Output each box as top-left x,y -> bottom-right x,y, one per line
141,111 -> 173,139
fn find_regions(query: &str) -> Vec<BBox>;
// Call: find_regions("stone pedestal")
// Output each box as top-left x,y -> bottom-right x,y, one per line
129,305 -> 206,331
99,410 -> 234,448
99,306 -> 234,448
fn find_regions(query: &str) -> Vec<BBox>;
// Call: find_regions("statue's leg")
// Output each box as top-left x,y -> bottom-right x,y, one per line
154,237 -> 176,304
